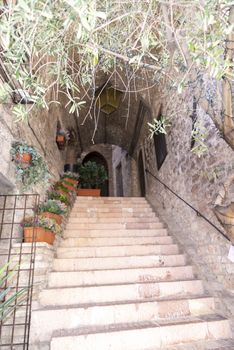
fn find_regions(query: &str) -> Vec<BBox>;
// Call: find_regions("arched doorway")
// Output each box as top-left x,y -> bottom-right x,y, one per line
138,150 -> 146,197
83,152 -> 109,196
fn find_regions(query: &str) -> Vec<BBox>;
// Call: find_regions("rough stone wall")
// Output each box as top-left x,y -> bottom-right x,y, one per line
0,91 -> 79,195
112,145 -> 132,197
132,83 -> 234,293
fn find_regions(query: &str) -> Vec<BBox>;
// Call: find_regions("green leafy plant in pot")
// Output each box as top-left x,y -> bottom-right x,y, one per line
62,172 -> 79,186
11,142 -> 50,191
22,216 -> 62,245
77,161 -> 108,196
47,191 -> 71,206
38,199 -> 68,225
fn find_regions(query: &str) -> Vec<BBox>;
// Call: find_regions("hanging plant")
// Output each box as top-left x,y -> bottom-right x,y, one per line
10,142 -> 36,165
56,129 -> 70,150
11,142 -> 50,191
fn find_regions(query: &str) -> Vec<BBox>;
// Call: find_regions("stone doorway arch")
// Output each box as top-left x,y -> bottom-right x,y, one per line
83,151 -> 109,196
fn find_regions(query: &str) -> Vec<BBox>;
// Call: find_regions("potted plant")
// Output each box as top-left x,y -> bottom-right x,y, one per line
62,172 -> 79,186
22,216 -> 62,245
47,191 -> 71,207
61,178 -> 78,192
54,181 -> 73,199
38,200 -> 68,225
56,128 -> 70,150
11,142 -> 35,164
11,142 -> 50,190
77,161 -> 108,196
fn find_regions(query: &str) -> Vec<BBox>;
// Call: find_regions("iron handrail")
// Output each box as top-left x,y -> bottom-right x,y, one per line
145,168 -> 231,243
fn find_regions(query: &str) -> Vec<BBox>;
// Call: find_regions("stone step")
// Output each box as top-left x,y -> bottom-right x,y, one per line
69,212 -> 156,218
53,253 -> 183,271
65,222 -> 164,230
74,201 -> 149,205
75,196 -> 147,200
155,338 -> 234,350
30,296 -> 215,343
74,202 -> 150,207
48,266 -> 194,287
74,201 -> 149,204
72,207 -> 153,213
72,203 -> 152,212
39,280 -> 204,306
50,315 -> 231,350
61,235 -> 171,247
63,228 -> 168,238
68,217 -> 160,224
56,246 -> 183,259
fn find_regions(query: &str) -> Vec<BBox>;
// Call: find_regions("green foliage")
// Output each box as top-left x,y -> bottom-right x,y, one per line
187,0 -> 233,79
0,0 -> 232,123
12,105 -> 29,122
62,180 -> 77,188
38,199 -> 68,215
191,121 -> 209,157
47,191 -> 71,206
11,142 -> 50,191
78,161 -> 108,189
148,116 -> 171,139
54,181 -> 70,193
62,172 -> 79,180
22,216 -> 62,235
0,83 -> 11,103
0,263 -> 27,321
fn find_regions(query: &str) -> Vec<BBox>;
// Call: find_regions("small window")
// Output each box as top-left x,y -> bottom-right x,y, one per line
153,117 -> 168,170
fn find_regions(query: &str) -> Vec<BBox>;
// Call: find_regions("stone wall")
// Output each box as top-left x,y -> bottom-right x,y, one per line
112,145 -> 132,197
0,91 -> 79,196
132,83 -> 234,293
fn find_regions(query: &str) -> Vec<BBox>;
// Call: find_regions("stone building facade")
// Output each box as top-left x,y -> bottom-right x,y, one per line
0,71 -> 233,327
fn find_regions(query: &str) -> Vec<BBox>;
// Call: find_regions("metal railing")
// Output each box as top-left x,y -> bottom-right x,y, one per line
145,169 -> 231,243
0,194 -> 40,349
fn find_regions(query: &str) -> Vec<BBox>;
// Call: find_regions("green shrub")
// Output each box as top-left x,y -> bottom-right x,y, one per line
77,161 -> 108,189
38,200 -> 68,215
47,191 -> 71,206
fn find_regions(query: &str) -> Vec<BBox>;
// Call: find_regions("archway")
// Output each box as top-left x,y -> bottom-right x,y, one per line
138,150 -> 146,197
83,152 -> 109,196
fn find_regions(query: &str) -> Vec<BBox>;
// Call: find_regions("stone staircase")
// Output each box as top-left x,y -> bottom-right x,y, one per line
30,197 -> 234,350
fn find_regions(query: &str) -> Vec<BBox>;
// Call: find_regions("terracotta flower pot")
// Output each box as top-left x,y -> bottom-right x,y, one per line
39,212 -> 62,225
16,152 -> 32,163
56,135 -> 65,142
56,135 -> 66,150
57,189 -> 71,199
62,182 -> 77,192
77,189 -> 101,197
24,227 -> 55,245
63,178 -> 78,186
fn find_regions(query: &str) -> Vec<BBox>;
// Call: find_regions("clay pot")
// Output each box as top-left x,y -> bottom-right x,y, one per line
24,227 -> 55,245
56,135 -> 66,150
77,189 -> 101,197
16,152 -> 32,163
39,212 -> 62,225
57,189 -> 71,199
62,182 -> 77,192
63,178 -> 78,186
56,135 -> 65,142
